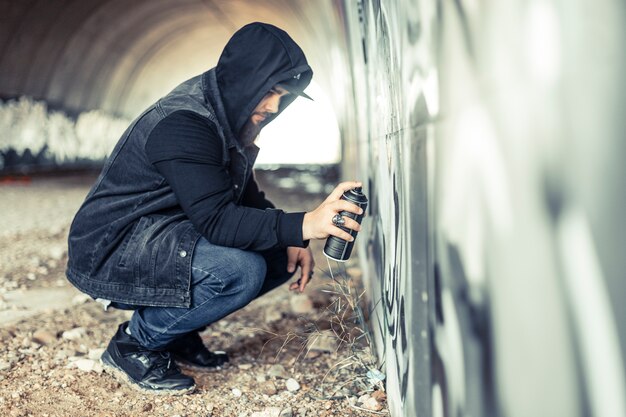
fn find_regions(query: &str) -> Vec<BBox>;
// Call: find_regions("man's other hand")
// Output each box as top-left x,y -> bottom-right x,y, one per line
287,246 -> 315,292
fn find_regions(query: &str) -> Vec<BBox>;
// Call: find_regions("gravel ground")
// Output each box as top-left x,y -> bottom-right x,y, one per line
0,170 -> 388,417
0,174 -> 94,293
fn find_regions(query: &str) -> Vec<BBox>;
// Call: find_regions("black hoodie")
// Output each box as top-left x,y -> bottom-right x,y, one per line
144,22 -> 313,250
216,22 -> 313,136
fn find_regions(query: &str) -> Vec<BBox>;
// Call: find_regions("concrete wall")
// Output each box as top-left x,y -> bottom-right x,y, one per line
341,1 -> 626,416
0,0 -> 347,119
0,0 -> 350,169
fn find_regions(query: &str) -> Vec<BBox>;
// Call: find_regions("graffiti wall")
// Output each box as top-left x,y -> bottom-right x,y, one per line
341,0 -> 626,416
0,97 -> 128,171
340,1 -> 437,416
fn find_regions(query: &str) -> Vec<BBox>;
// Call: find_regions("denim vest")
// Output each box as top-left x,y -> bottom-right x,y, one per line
66,69 -> 259,308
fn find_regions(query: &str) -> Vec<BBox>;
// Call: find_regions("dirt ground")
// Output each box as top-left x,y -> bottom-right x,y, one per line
0,169 -> 388,417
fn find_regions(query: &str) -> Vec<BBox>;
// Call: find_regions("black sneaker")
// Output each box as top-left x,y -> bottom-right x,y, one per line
100,322 -> 196,395
169,331 -> 229,370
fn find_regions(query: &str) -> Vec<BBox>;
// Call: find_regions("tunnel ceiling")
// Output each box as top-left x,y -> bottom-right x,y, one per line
0,0 -> 349,118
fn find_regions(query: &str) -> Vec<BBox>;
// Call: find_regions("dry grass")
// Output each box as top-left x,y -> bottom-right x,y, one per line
245,256 -> 385,404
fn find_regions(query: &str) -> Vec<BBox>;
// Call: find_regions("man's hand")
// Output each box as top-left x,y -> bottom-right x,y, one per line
302,181 -> 363,241
286,246 -> 315,292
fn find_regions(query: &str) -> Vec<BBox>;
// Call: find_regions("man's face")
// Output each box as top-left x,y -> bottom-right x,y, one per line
239,85 -> 290,145
250,85 -> 290,125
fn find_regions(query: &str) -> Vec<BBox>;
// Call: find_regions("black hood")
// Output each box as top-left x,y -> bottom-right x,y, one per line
215,22 -> 313,136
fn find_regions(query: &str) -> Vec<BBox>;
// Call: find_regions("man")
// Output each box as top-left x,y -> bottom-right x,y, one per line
66,22 -> 363,394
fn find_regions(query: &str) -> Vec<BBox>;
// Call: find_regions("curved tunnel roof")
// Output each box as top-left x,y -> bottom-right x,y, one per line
0,0 -> 348,118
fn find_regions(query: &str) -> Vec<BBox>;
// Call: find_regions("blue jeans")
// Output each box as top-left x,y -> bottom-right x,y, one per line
114,237 -> 293,350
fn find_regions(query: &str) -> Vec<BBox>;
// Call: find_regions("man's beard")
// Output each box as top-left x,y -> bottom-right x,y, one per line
238,118 -> 263,146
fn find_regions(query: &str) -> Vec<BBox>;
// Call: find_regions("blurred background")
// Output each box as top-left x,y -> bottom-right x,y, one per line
1,0 -> 625,416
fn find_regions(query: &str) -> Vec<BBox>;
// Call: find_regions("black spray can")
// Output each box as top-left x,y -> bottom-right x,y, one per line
323,187 -> 368,262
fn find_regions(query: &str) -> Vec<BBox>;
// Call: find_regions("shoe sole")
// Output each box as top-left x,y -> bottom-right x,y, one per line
101,351 -> 196,395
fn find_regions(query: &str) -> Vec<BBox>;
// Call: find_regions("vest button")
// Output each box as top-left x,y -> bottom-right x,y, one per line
234,184 -> 239,189
179,250 -> 187,258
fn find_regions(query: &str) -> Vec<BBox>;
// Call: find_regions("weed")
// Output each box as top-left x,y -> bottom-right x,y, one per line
247,256 -> 386,406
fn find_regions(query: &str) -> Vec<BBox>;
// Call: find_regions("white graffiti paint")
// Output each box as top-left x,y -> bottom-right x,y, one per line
0,97 -> 129,168
342,1 -> 626,417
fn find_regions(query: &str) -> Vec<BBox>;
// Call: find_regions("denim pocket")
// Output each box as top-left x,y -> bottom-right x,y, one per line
118,217 -> 153,268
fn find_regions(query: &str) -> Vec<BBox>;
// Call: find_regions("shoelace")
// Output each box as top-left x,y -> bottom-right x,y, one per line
160,351 -> 173,370
144,350 -> 178,375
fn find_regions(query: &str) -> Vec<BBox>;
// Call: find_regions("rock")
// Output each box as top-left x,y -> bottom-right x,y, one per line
306,330 -> 337,353
74,359 -> 96,372
88,348 -> 105,360
72,294 -> 91,305
237,363 -> 253,370
366,368 -> 386,385
32,329 -> 57,345
260,380 -> 277,395
357,393 -> 370,404
264,308 -> 283,323
232,388 -> 242,397
363,396 -> 383,411
289,294 -> 314,314
55,349 -> 74,360
0,361 -> 12,372
285,378 -> 300,392
304,350 -> 321,359
48,245 -> 66,261
62,327 -> 87,341
92,361 -> 104,373
279,408 -> 293,417
371,390 -> 387,402
267,364 -> 289,379
250,408 -> 282,417
20,337 -> 31,348
266,408 -> 282,417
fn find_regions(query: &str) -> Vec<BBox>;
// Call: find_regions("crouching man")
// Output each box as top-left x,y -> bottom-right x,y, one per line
65,22 -> 363,394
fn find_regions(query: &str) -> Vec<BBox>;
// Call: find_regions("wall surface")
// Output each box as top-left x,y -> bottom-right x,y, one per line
341,1 -> 626,417
2,1 -> 626,416
0,0 -> 345,118
339,1 -> 436,416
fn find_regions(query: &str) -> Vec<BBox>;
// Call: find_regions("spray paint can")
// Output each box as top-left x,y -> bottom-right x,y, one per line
323,187 -> 368,262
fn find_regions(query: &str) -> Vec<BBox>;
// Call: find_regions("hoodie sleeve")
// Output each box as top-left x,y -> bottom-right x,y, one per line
240,173 -> 275,210
144,110 -> 307,250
